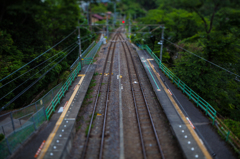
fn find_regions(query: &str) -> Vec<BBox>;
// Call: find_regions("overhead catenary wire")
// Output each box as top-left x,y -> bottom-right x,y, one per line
0,29 -> 77,83
1,44 -> 78,110
0,35 -> 95,89
0,42 -> 77,89
0,44 -> 78,102
165,39 -> 240,78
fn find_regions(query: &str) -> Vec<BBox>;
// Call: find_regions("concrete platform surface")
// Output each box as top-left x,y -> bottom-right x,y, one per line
137,49 -> 236,159
12,64 -> 96,159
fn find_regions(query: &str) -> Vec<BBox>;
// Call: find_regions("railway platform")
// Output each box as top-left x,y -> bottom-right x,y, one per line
137,49 -> 235,159
11,64 -> 96,159
38,64 -> 96,159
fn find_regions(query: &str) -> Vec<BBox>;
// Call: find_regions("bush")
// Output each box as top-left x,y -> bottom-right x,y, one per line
224,119 -> 240,139
0,134 -> 4,142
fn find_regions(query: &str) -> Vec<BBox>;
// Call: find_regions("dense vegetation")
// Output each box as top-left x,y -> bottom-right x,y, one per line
1,0 -> 240,137
132,0 -> 240,133
0,0 -> 95,110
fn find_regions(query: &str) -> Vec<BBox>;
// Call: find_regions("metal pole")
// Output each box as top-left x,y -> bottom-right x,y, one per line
10,112 -> 15,132
160,27 -> 164,68
106,13 -> 108,39
87,3 -> 89,26
78,26 -> 82,68
2,126 -> 5,135
128,13 -> 130,40
6,138 -> 12,155
114,2 -> 116,25
42,100 -> 47,120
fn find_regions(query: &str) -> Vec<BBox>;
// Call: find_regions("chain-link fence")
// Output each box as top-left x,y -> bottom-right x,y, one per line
0,107 -> 46,159
0,38 -> 103,159
140,44 -> 240,154
0,83 -> 62,138
82,39 -> 103,66
70,41 -> 96,71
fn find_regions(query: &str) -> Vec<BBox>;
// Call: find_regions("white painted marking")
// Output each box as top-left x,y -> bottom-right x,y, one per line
56,140 -> 59,143
118,40 -> 125,159
58,107 -> 64,113
191,147 -> 194,151
182,130 -> 184,133
59,134 -> 62,137
50,153 -> 53,156
62,129 -> 64,132
179,125 -> 182,128
53,146 -> 56,149
185,135 -> 187,138
188,141 -> 191,144
195,154 -> 199,158
65,118 -> 75,120
64,125 -> 66,127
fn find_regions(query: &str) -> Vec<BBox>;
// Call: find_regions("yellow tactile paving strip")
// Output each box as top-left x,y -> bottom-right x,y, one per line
38,74 -> 85,159
147,59 -> 212,159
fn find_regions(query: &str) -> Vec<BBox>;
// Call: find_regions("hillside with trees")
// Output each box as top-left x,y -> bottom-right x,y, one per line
132,0 -> 240,136
0,0 -> 94,110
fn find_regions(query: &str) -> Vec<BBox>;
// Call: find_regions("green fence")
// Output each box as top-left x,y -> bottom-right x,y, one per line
0,107 -> 46,159
46,39 -> 103,119
82,39 -> 103,66
70,41 -> 96,70
140,44 -> 240,153
45,62 -> 81,119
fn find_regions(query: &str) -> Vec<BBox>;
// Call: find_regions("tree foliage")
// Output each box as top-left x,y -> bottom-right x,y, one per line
138,0 -> 240,122
0,0 -> 95,110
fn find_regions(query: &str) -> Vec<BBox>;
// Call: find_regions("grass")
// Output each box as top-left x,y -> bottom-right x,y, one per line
94,72 -> 99,76
85,112 -> 97,136
77,125 -> 81,131
0,134 -> 4,142
82,79 -> 96,107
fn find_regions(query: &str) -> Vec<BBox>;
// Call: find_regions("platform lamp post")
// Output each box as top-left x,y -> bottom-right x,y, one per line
158,26 -> 164,69
142,39 -> 145,50
78,26 -> 82,68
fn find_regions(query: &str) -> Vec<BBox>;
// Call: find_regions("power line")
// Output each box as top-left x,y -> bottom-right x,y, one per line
0,42 -> 77,89
165,39 -> 240,78
1,45 -> 78,111
0,44 -> 77,102
0,29 -> 77,83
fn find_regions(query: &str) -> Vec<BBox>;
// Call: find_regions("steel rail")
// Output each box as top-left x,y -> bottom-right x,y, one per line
81,31 -> 119,159
119,35 -> 147,159
99,33 -> 119,159
119,34 -> 165,159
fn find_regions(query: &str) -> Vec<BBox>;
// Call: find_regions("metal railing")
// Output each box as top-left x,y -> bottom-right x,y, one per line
82,39 -> 103,66
45,62 -> 81,119
0,39 -> 104,159
140,44 -> 240,153
70,41 -> 96,70
0,107 -> 46,159
0,83 -> 62,137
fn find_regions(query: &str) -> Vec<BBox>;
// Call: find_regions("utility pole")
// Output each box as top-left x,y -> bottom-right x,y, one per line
159,26 -> 164,68
106,13 -> 108,39
87,2 -> 89,26
78,26 -> 82,68
114,2 -> 116,25
128,13 -> 130,40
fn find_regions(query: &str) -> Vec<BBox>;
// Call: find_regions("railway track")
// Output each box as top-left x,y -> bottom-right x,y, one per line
80,29 -> 166,159
119,34 -> 165,159
81,32 -> 120,159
